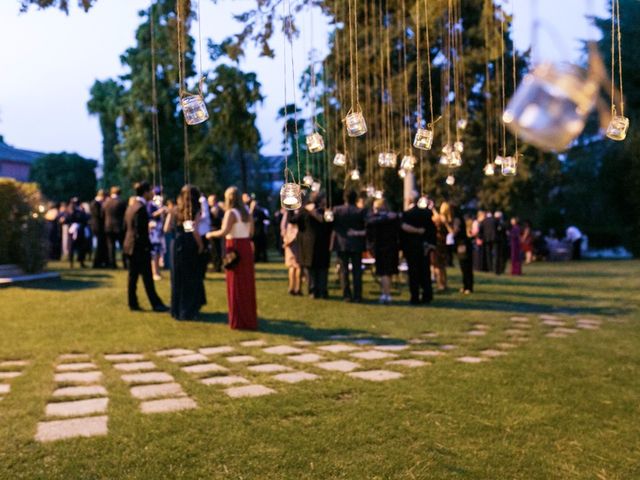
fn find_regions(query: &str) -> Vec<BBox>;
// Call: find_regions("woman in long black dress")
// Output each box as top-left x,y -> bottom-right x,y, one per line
366,198 -> 400,304
170,185 -> 205,320
453,207 -> 474,294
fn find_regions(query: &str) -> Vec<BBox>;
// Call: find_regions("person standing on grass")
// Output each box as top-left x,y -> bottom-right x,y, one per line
521,220 -> 534,264
565,225 -> 583,260
206,186 -> 257,330
367,198 -> 400,305
104,186 -> 128,269
280,207 -> 302,296
510,217 -> 523,275
453,207 -> 474,294
90,189 -> 108,268
123,181 -> 168,313
433,210 -> 449,292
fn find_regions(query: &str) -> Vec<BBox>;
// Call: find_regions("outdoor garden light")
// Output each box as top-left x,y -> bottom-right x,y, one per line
494,155 -> 504,166
606,113 -> 629,141
280,183 -> 302,210
449,151 -> 462,168
483,163 -> 495,176
442,144 -> 453,155
181,94 -> 209,126
350,169 -> 361,181
323,210 -> 334,222
413,128 -> 434,150
374,190 -> 384,200
400,155 -> 416,171
378,152 -> 397,168
344,111 -> 368,137
333,153 -> 346,167
306,132 -> 325,153
302,174 -> 314,187
439,154 -> 450,165
501,156 -> 517,176
446,175 -> 456,186
454,141 -> 464,153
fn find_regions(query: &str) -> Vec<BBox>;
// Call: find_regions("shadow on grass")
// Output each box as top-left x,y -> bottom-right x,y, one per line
17,277 -> 103,291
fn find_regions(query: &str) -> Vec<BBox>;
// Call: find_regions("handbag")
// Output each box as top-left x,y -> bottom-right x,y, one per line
223,240 -> 240,270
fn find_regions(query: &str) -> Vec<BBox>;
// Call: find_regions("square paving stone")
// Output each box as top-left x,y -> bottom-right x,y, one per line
113,361 -> 157,372
577,318 -> 602,325
169,353 -> 209,364
456,356 -> 486,364
121,372 -> 174,384
510,316 -> 529,323
224,355 -> 257,364
182,363 -> 229,374
104,353 -> 146,362
539,314 -> 560,321
316,360 -> 361,372
374,345 -> 410,351
56,362 -> 97,372
46,397 -> 108,418
58,354 -> 90,362
36,415 -> 108,443
554,327 -> 578,334
240,340 -> 267,347
201,375 -> 249,386
0,384 -> 10,394
199,346 -> 235,355
224,384 -> 276,398
480,349 -> 507,358
52,385 -> 107,398
288,353 -> 324,363
54,371 -> 103,384
542,319 -> 566,327
293,340 -> 314,346
576,323 -> 600,330
467,330 -> 487,336
386,359 -> 429,368
317,344 -> 359,353
348,370 -> 404,381
272,372 -> 320,383
140,397 -> 197,414
350,350 -> 398,360
412,350 -> 444,357
248,364 -> 293,373
0,372 -> 22,380
155,348 -> 196,357
0,360 -> 29,368
263,345 -> 305,355
130,382 -> 185,400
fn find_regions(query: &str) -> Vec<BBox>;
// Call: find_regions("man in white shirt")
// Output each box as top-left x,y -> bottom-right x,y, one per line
565,225 -> 583,260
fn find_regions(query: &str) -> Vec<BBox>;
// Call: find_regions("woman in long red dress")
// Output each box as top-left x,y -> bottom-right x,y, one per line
206,187 -> 257,330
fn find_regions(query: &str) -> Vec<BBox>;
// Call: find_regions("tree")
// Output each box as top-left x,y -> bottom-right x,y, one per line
19,0 -> 95,13
30,152 -> 97,202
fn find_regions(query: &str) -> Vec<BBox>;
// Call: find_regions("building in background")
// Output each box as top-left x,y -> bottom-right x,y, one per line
0,135 -> 45,182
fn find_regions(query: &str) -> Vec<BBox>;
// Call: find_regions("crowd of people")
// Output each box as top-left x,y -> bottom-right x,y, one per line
42,181 -> 587,330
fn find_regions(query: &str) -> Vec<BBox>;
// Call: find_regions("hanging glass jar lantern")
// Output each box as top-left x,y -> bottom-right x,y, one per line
374,189 -> 384,200
449,151 -> 462,168
400,155 -> 416,172
323,210 -> 334,222
413,128 -> 434,151
417,196 -> 429,209
181,94 -> 209,125
606,113 -> 629,141
365,184 -> 375,198
311,181 -> 322,193
483,163 -> 495,176
333,153 -> 346,167
306,132 -> 325,153
439,154 -> 450,165
350,168 -> 361,181
378,152 -> 397,168
445,175 -> 456,186
503,63 -> 598,151
454,141 -> 464,153
457,118 -> 468,130
398,168 -> 407,179
344,110 -> 368,137
501,156 -> 517,176
302,174 -> 314,187
280,182 -> 303,210
494,155 -> 504,166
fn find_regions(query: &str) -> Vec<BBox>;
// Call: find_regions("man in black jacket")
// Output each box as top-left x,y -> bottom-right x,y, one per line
90,189 -> 108,268
103,186 -> 127,268
123,181 -> 168,312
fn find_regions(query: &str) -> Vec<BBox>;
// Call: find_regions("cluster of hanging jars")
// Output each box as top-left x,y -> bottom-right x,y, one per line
439,142 -> 463,168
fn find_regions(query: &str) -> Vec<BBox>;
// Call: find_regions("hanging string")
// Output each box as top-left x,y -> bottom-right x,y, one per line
511,0 -> 519,158
363,0 -> 372,184
444,2 -> 452,146
455,0 -> 468,124
385,0 -> 395,152
288,0 -> 301,185
378,0 -> 388,156
176,0 -> 191,220
499,4 -> 507,157
400,0 -> 411,154
149,1 -> 163,191
611,0 -> 624,116
281,0 -> 290,181
423,0 -> 435,128
483,0 -> 494,166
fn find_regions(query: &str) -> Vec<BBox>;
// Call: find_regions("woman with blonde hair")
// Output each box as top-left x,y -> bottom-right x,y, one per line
206,186 -> 257,330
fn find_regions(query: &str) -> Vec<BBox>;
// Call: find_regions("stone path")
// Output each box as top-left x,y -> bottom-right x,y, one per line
0,359 -> 29,402
35,354 -> 108,443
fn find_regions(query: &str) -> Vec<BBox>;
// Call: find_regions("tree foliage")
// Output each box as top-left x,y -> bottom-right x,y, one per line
29,152 -> 97,202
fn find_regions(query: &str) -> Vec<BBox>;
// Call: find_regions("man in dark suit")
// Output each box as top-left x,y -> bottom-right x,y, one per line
332,190 -> 366,302
401,191 -> 436,305
481,212 -> 497,272
123,181 -> 168,312
103,186 -> 128,268
90,189 -> 108,268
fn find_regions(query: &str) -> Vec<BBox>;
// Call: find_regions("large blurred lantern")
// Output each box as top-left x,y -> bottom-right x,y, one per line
501,156 -> 517,176
413,128 -> 434,150
365,185 -> 376,198
374,189 -> 384,200
454,141 -> 464,153
303,174 -> 314,187
323,210 -> 334,222
503,63 -> 598,151
445,175 -> 455,186
494,155 -> 504,166
350,168 -> 361,181
606,111 -> 629,141
449,151 -> 462,168
400,155 -> 416,172
378,152 -> 397,168
417,196 -> 429,209
280,183 -> 302,210
483,163 -> 495,176
344,111 -> 368,137
306,132 -> 325,153
181,94 -> 209,125
333,153 -> 346,167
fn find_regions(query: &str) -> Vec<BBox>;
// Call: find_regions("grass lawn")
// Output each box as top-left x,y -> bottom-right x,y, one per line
0,258 -> 639,479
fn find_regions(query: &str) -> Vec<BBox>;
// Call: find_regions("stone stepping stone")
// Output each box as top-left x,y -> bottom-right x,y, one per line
248,364 -> 293,373
272,372 -> 320,383
182,363 -> 228,374
546,332 -> 567,338
542,319 -> 566,327
421,332 -> 439,338
472,324 -> 490,330
156,348 -> 196,357
169,353 -> 209,364
412,350 -> 444,357
0,384 -> 10,395
58,354 -> 90,362
317,344 -> 359,353
539,314 -> 560,321
240,340 -> 268,347
56,362 -> 97,372
510,316 -> 529,323
350,350 -> 398,360
46,398 -> 108,418
456,356 -> 486,364
52,385 -> 107,398
374,345 -> 410,352
104,353 -> 145,362
0,372 -> 22,380
201,375 -> 249,386
0,360 -> 29,368
36,415 -> 108,443
130,382 -> 185,400
467,330 -> 487,337
348,370 -> 403,381
224,355 -> 257,364
55,371 -> 103,384
480,349 -> 507,358
224,384 -> 275,398
293,340 -> 314,346
316,360 -> 361,372
496,342 -> 518,349
554,327 -> 578,334
440,344 -> 458,351
576,323 -> 600,330
263,345 -> 305,355
288,353 -> 324,363
386,359 -> 429,368
577,318 -> 602,326
113,361 -> 157,372
140,397 -> 197,414
199,346 -> 234,355
121,372 -> 174,384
